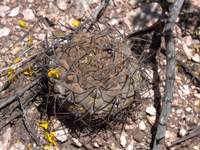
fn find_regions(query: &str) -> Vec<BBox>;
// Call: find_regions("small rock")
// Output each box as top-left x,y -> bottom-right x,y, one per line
0,27 -> 10,37
192,54 -> 200,62
120,131 -> 127,147
194,93 -> 200,98
176,109 -> 182,114
172,99 -> 179,107
139,121 -> 146,131
0,5 -> 10,17
93,142 -> 99,148
145,105 -> 156,116
27,0 -> 34,3
185,107 -> 192,112
126,139 -> 135,150
9,7 -> 20,17
192,64 -> 199,71
9,142 -> 25,150
108,19 -> 119,26
165,130 -> 171,139
11,47 -> 21,55
147,116 -> 156,125
22,9 -> 35,20
54,128 -> 68,142
193,146 -> 199,150
183,35 -> 194,48
57,0 -> 68,10
132,127 -> 144,142
183,43 -> 192,60
185,114 -> 194,123
179,128 -> 187,137
180,85 -> 190,95
128,0 -> 138,6
72,138 -> 82,147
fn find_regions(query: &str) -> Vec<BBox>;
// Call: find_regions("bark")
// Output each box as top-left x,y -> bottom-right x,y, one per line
152,0 -> 184,149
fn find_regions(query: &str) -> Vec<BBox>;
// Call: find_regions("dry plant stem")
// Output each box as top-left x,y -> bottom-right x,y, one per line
84,0 -> 110,31
0,40 -> 44,74
0,95 -> 36,131
152,0 -> 184,149
168,125 -> 200,148
175,58 -> 200,83
17,95 -> 43,147
0,78 -> 41,110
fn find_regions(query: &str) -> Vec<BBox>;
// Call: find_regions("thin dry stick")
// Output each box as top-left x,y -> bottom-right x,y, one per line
168,125 -> 200,148
152,0 -> 184,149
17,95 -> 43,147
84,0 -> 110,31
175,58 -> 200,83
0,78 -> 41,110
0,95 -> 36,131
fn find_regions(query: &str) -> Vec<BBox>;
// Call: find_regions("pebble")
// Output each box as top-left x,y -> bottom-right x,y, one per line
194,93 -> 200,98
193,146 -> 199,150
0,27 -> 10,37
139,121 -> 146,131
192,64 -> 199,71
147,116 -> 156,125
120,131 -> 127,147
179,128 -> 187,137
126,139 -> 135,150
71,138 -> 82,147
9,7 -> 20,17
183,43 -> 192,60
192,54 -> 200,62
108,19 -> 119,26
176,109 -> 182,114
0,5 -> 10,17
183,35 -> 194,48
165,130 -> 170,139
54,128 -> 68,142
185,107 -> 192,112
185,114 -> 194,122
93,142 -> 99,148
57,0 -> 68,10
132,127 -> 144,142
22,9 -> 35,20
145,105 -> 156,116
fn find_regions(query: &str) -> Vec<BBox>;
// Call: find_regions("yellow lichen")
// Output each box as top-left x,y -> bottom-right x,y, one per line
48,68 -> 61,78
19,20 -> 29,29
27,37 -> 33,47
59,31 -> 63,35
72,20 -> 83,27
8,68 -> 17,83
13,58 -> 20,64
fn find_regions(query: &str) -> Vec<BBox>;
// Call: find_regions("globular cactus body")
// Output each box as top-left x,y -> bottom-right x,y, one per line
50,30 -> 141,118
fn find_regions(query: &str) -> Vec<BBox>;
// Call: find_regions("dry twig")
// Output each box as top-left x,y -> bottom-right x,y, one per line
153,0 -> 184,149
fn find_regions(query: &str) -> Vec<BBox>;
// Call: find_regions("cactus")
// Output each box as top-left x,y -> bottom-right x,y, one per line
48,28 -> 141,124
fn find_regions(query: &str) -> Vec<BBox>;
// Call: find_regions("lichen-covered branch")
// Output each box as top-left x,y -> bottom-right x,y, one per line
152,0 -> 184,149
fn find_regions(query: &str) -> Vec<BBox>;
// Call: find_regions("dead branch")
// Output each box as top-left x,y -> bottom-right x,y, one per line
84,0 -> 110,31
175,58 -> 200,83
152,0 -> 184,150
167,125 -> 200,148
17,95 -> 43,147
0,78 -> 41,110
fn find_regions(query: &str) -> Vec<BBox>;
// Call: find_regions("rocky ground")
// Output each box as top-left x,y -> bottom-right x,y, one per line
0,0 -> 200,150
